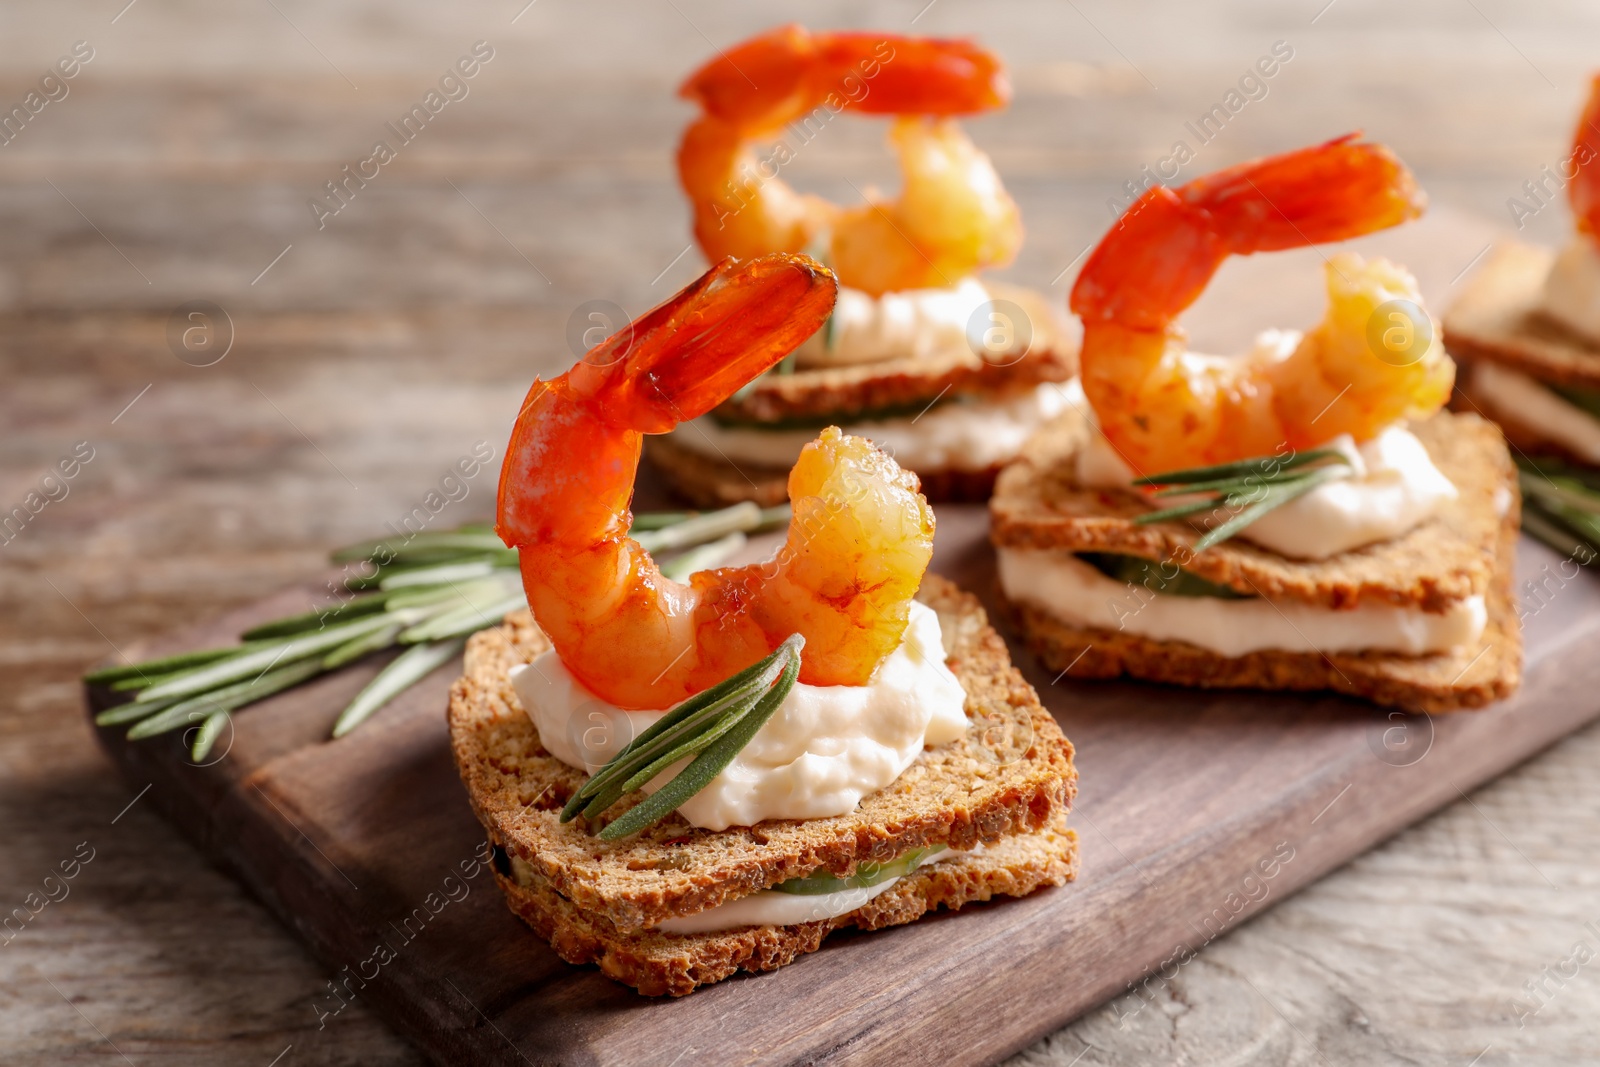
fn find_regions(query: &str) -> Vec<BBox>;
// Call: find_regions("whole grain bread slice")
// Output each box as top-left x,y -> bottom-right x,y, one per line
495,812 -> 1078,996
990,408 -> 1514,613
712,282 -> 1077,424
1443,240 -> 1600,389
447,574 -> 1077,932
1000,491 -> 1521,712
643,433 -> 1005,508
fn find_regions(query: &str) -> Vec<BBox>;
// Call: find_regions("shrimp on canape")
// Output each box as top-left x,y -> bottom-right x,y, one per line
495,253 -> 936,710
1070,134 -> 1456,475
677,24 -> 1020,296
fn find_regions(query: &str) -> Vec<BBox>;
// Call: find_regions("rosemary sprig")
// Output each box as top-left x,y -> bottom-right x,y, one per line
561,634 -> 804,841
87,502 -> 789,760
1131,448 -> 1352,552
1516,458 -> 1600,559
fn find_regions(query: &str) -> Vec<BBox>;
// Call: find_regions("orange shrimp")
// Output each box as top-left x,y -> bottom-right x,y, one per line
1567,74 -> 1600,236
496,253 -> 936,710
1069,134 -> 1454,474
677,24 -> 1021,297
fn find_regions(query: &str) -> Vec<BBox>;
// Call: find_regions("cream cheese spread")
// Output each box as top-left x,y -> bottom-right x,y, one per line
672,381 -> 1074,473
1468,360 -> 1600,464
997,547 -> 1485,658
509,602 -> 969,832
1542,236 -> 1600,345
793,278 -> 991,368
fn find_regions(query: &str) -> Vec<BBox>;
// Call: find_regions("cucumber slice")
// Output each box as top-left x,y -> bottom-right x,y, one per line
1077,552 -> 1251,600
768,846 -> 945,896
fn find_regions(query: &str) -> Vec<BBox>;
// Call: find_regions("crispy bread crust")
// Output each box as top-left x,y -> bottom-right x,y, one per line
447,574 -> 1077,932
642,433 -> 1003,508
496,816 -> 1078,996
989,409 -> 1512,613
1443,240 -> 1600,390
712,282 -> 1077,424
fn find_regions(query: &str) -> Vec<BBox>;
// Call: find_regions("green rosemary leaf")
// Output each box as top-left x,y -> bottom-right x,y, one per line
598,636 -> 802,841
398,592 -> 525,644
322,621 -> 404,669
135,611 -> 415,704
110,665 -> 210,692
563,654 -> 787,823
634,502 -> 764,553
190,709 -> 231,762
1193,467 -> 1346,552
331,637 -> 466,738
1519,470 -> 1600,517
659,531 -> 746,582
769,846 -> 945,895
1521,501 -> 1595,559
629,511 -> 694,532
330,530 -> 505,563
127,658 -> 326,740
1132,497 -> 1231,526
1131,448 -> 1347,487
94,695 -> 183,727
379,559 -> 499,591
84,646 -> 240,686
240,592 -> 389,640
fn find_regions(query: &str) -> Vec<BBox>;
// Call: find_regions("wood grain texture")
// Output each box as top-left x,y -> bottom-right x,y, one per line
7,0 -> 1600,1064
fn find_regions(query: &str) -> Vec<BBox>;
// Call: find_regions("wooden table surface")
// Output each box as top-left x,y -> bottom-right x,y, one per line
4,1 -> 1598,1064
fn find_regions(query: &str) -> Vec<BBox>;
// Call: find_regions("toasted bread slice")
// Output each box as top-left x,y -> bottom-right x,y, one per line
495,812 -> 1078,996
991,409 -> 1513,613
712,282 -> 1077,425
644,434 -> 1004,508
989,409 -> 1522,712
1443,241 -> 1600,389
448,574 -> 1077,934
1443,240 -> 1600,463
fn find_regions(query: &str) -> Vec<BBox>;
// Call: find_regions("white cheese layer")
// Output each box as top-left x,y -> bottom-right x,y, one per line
1542,236 -> 1600,345
997,548 -> 1486,658
652,849 -> 966,935
793,278 -> 991,368
1469,360 -> 1600,464
672,381 -> 1074,473
508,602 -> 968,832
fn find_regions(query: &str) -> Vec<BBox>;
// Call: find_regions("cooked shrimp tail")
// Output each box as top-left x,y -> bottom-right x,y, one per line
677,25 -> 1020,296
496,254 -> 835,550
497,253 -> 937,710
1073,134 -> 1425,333
1069,134 -> 1449,473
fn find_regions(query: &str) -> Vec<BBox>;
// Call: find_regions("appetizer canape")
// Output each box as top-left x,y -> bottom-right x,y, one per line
990,136 -> 1522,713
449,253 -> 1077,996
647,26 -> 1078,507
1444,74 -> 1600,547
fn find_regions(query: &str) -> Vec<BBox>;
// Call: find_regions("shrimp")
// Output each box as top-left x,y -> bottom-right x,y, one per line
1566,73 -> 1600,236
495,253 -> 936,710
676,24 -> 1021,297
1069,134 -> 1455,474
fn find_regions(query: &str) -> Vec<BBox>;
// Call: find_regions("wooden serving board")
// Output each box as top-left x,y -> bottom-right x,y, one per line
83,212 -> 1600,1065
84,514 -> 1600,1067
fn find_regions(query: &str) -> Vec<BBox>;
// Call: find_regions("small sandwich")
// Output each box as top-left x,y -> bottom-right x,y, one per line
450,253 -> 1077,995
991,137 -> 1522,713
647,25 -> 1077,506
1445,74 -> 1600,546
